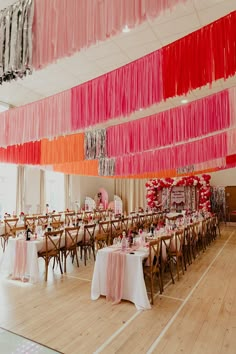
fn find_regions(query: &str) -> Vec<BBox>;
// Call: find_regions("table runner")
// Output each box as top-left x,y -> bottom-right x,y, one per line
106,250 -> 126,304
12,239 -> 27,281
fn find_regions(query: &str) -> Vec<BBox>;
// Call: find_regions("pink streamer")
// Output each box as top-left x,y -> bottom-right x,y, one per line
227,128 -> 236,155
33,0 -> 186,70
107,90 -> 230,157
0,90 -> 72,147
115,132 -> 227,175
71,49 -> 163,129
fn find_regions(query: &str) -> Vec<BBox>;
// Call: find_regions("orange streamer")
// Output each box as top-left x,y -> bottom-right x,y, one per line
53,160 -> 98,176
41,133 -> 84,165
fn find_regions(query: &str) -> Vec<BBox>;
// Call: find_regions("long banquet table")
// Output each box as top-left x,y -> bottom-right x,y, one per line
91,245 -> 151,310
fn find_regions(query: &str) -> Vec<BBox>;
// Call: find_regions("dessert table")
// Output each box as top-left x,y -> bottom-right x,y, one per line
91,245 -> 151,310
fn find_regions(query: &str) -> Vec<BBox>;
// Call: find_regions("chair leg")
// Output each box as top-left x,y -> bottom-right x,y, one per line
176,258 -> 180,281
45,260 -> 48,281
169,259 -> 175,284
150,275 -> 154,305
75,249 -> 80,267
64,252 -> 67,273
58,256 -> 63,275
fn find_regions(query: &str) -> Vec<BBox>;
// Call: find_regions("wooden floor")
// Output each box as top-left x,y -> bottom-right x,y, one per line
0,225 -> 236,354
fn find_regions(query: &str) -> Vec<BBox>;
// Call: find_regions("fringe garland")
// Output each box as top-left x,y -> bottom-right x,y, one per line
98,158 -> 115,176
162,11 -> 236,99
84,129 -> 106,160
32,0 -> 186,70
106,90 -> 230,157
0,0 -> 34,84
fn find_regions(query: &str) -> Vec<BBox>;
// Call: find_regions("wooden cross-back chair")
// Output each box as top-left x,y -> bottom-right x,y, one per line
37,215 -> 49,230
38,229 -> 64,281
62,226 -> 80,272
169,229 -> 185,281
143,239 -> 162,304
25,216 -> 37,233
110,219 -> 122,244
79,223 -> 97,266
120,217 -> 130,233
51,214 -> 61,223
160,234 -> 175,290
65,212 -> 76,226
1,217 -> 19,251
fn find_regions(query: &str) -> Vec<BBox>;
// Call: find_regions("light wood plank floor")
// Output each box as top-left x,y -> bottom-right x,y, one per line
0,225 -> 235,354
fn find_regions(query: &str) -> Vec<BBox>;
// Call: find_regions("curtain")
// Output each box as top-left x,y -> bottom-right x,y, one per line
39,169 -> 45,214
64,174 -> 70,210
16,165 -> 25,215
114,178 -> 147,213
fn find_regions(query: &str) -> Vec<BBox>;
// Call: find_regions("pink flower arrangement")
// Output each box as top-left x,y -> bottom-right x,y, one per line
146,174 -> 211,211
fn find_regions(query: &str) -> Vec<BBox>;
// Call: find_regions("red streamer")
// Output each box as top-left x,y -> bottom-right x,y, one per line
162,11 -> 236,99
0,141 -> 41,165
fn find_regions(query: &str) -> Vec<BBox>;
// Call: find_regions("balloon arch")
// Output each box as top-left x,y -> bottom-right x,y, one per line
145,174 -> 211,212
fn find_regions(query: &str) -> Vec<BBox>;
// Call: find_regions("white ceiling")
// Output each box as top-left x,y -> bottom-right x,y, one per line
0,0 -> 235,129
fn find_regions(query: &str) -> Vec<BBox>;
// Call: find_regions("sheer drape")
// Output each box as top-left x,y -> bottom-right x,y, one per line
114,178 -> 147,213
40,169 -> 45,214
64,174 -> 70,210
16,165 -> 25,215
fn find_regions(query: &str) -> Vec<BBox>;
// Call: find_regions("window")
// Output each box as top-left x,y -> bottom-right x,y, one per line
0,164 -> 17,218
45,171 -> 65,212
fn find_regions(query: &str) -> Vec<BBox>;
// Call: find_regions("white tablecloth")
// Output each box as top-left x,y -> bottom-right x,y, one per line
0,238 -> 41,283
91,246 -> 151,310
0,229 -> 83,283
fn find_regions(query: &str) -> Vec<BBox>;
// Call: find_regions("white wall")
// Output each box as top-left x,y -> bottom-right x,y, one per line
210,168 -> 236,187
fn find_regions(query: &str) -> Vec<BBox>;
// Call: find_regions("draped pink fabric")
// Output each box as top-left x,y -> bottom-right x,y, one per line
227,129 -> 236,156
194,158 -> 226,172
71,49 -> 163,129
33,0 -> 186,70
0,90 -> 71,147
229,87 -> 236,127
107,90 -> 230,157
106,250 -> 126,304
12,240 -> 27,281
115,132 -> 227,175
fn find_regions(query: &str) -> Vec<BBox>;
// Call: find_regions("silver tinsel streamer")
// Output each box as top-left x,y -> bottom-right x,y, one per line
85,129 -> 106,160
98,158 -> 115,176
0,0 -> 34,84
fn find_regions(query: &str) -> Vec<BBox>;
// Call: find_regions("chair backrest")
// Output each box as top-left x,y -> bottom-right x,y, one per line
110,219 -> 121,236
99,220 -> 110,234
37,215 -> 49,229
65,226 -> 80,248
4,217 -> 19,236
120,217 -> 129,232
44,229 -> 64,254
51,220 -> 64,231
65,212 -> 76,226
25,216 -> 37,231
51,214 -> 61,223
148,239 -> 161,274
83,223 -> 96,244
174,229 -> 184,253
